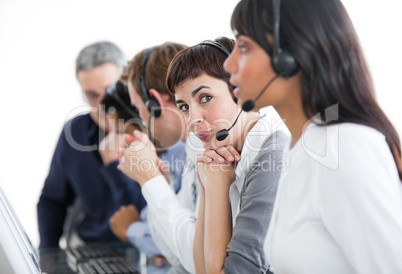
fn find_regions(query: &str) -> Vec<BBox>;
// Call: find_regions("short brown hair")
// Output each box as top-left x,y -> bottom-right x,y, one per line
166,37 -> 235,95
127,42 -> 187,103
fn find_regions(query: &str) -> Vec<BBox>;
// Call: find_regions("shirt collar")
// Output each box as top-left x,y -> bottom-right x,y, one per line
234,107 -> 279,188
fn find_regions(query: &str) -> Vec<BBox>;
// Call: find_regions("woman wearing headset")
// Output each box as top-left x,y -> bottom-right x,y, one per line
167,36 -> 289,273
224,0 -> 402,273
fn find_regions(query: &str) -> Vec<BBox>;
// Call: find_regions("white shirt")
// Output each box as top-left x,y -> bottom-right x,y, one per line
142,133 -> 203,273
265,122 -> 402,274
230,106 -> 288,226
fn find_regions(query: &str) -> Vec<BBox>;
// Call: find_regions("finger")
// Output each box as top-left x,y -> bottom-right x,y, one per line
214,147 -> 235,162
203,150 -> 225,163
124,134 -> 136,145
132,129 -> 156,152
216,146 -> 241,162
133,130 -> 150,145
196,154 -> 213,163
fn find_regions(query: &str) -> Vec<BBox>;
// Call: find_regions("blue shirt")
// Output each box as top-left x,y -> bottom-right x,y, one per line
37,114 -> 147,249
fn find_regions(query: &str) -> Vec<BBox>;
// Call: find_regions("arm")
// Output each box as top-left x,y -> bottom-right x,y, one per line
223,154 -> 280,273
126,207 -> 162,258
37,128 -> 75,250
109,205 -> 162,258
223,131 -> 286,273
316,126 -> 402,273
99,130 -> 147,212
197,160 -> 234,274
142,175 -> 198,272
100,161 -> 147,212
194,186 -> 206,274
119,130 -> 198,271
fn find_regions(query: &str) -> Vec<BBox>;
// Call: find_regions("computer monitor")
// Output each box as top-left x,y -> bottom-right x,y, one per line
0,186 -> 41,273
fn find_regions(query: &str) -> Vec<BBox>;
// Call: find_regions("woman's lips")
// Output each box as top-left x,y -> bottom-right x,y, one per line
195,130 -> 212,141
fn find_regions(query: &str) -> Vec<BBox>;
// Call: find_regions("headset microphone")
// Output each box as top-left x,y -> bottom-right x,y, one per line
241,74 -> 283,112
216,74 -> 282,141
215,109 -> 243,141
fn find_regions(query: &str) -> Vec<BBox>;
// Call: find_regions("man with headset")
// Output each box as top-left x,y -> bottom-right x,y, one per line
109,42 -> 204,273
37,42 -> 148,252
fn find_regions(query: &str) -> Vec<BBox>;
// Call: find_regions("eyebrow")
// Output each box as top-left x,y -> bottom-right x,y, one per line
175,85 -> 210,105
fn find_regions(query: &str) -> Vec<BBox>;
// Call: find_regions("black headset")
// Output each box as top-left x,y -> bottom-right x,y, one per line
199,41 -> 231,57
140,47 -> 162,118
271,0 -> 299,78
104,80 -> 140,120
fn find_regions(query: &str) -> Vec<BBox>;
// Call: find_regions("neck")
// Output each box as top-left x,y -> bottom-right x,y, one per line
233,110 -> 261,152
276,103 -> 308,148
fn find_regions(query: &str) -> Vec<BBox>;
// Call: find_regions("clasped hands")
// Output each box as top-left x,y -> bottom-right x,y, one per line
196,145 -> 241,189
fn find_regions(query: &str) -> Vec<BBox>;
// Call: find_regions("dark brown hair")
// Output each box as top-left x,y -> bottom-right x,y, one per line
127,42 -> 187,103
166,37 -> 235,95
231,0 -> 401,180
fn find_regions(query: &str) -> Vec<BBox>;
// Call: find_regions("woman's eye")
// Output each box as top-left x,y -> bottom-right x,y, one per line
237,40 -> 248,53
200,95 -> 212,104
239,44 -> 247,53
179,104 -> 189,112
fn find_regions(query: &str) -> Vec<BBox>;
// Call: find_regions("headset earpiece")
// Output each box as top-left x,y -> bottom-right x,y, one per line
145,97 -> 161,118
272,48 -> 299,77
140,47 -> 162,118
271,0 -> 299,77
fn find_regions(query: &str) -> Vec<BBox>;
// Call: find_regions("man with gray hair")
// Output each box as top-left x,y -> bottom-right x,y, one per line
37,41 -> 148,253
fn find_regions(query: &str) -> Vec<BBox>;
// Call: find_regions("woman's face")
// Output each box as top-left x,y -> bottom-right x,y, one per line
174,74 -> 240,149
224,35 -> 287,110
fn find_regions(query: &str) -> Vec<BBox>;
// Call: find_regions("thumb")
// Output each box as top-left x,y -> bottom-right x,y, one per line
133,130 -> 150,145
124,134 -> 136,145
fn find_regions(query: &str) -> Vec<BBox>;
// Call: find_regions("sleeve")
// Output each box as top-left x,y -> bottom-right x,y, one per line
126,206 -> 162,259
316,127 -> 402,273
224,132 -> 286,274
99,161 -> 147,212
37,128 -> 75,250
142,175 -> 197,273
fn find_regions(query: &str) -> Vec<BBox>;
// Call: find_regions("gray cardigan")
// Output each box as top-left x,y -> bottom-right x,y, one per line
223,130 -> 289,274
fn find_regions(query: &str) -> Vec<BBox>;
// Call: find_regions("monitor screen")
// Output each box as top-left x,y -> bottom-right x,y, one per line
0,187 -> 41,273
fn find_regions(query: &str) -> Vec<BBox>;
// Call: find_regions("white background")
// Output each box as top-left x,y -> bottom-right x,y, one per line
0,0 -> 401,249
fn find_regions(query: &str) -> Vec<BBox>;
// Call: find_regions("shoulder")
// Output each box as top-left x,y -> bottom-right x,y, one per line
305,123 -> 400,191
331,123 -> 390,163
63,113 -> 94,132
254,130 -> 290,164
337,123 -> 396,176
301,122 -> 393,171
242,131 -> 287,190
164,141 -> 186,158
61,113 -> 97,147
337,123 -> 387,149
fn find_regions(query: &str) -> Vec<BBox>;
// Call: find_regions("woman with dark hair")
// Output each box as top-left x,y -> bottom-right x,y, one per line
167,37 -> 289,273
224,0 -> 402,273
